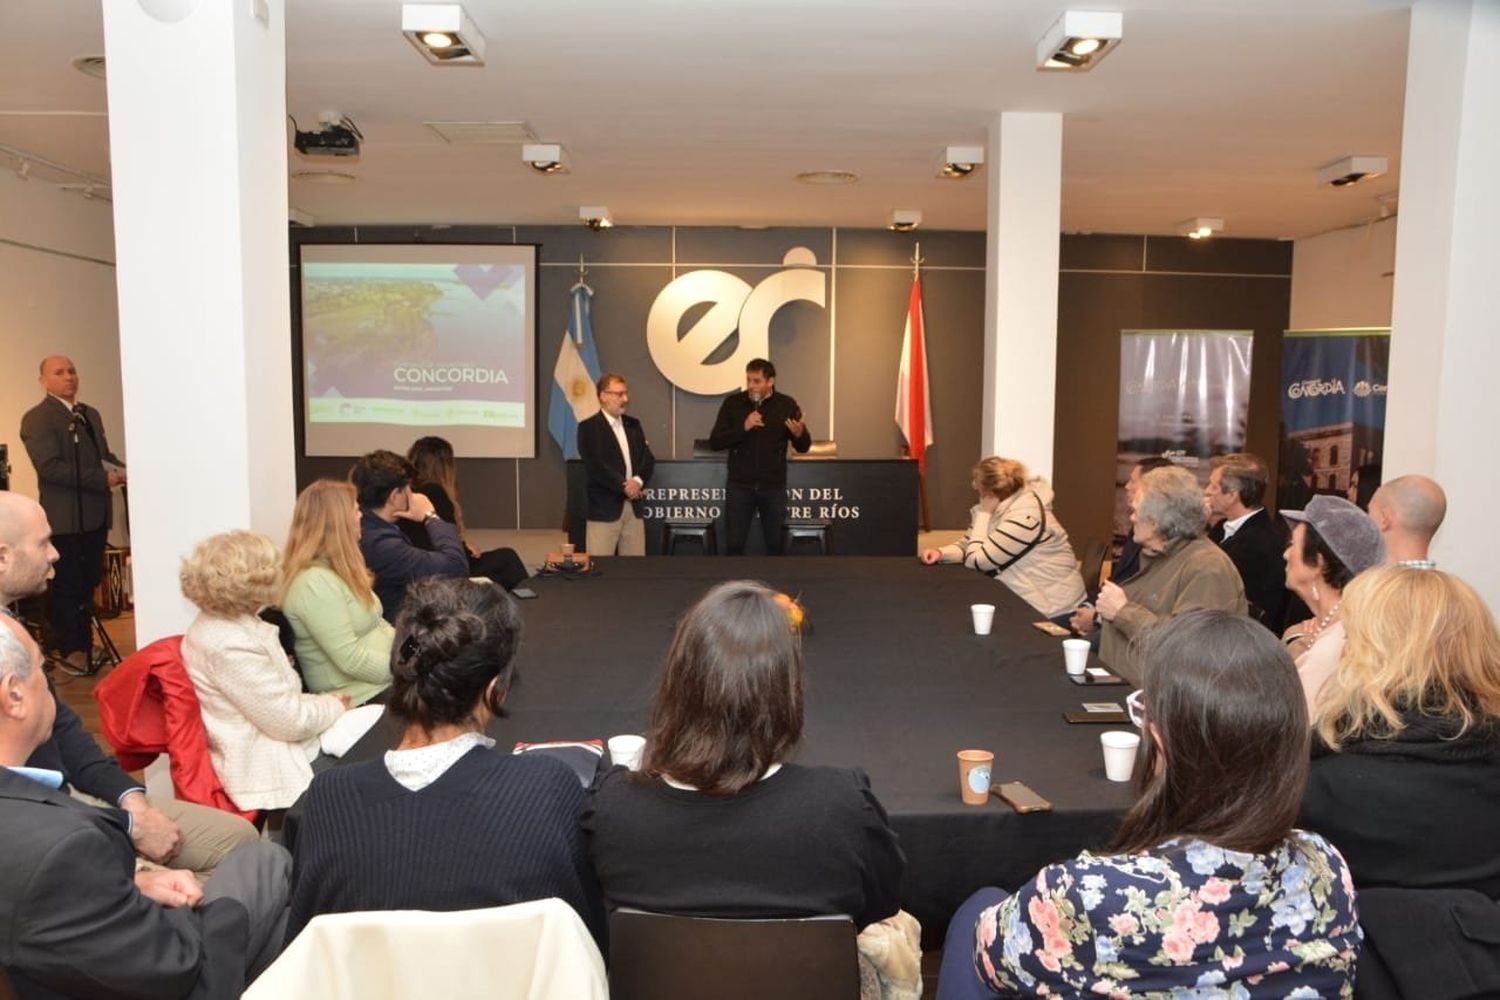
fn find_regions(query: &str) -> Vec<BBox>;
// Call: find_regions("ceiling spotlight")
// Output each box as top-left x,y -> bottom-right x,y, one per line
1179,217 -> 1224,240
938,145 -> 983,180
795,170 -> 858,185
1318,154 -> 1388,188
522,143 -> 568,175
889,210 -> 922,232
1037,10 -> 1122,71
401,4 -> 486,65
580,206 -> 613,230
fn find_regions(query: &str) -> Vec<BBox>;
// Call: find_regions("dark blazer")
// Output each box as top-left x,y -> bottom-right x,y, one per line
358,510 -> 468,624
24,674 -> 142,805
1210,508 -> 1290,630
1353,888 -> 1500,1000
0,770 -> 248,999
19,396 -> 123,535
577,411 -> 655,521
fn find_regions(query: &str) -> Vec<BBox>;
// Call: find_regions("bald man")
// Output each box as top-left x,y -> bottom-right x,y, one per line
1368,474 -> 1447,567
19,355 -> 125,674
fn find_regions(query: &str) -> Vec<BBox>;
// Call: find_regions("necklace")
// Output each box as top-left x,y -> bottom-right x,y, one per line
1310,600 -> 1342,640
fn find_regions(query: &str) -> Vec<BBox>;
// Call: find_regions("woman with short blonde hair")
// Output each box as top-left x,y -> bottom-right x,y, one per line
281,479 -> 394,705
181,530 -> 347,811
1301,565 -> 1500,895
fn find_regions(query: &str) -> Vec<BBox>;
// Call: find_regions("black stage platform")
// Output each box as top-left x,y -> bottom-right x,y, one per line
288,556 -> 1137,944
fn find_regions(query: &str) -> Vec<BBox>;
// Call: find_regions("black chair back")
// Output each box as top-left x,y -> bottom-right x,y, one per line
607,908 -> 860,1000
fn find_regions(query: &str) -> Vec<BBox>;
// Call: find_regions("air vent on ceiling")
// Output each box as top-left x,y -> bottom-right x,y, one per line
72,55 -> 107,79
424,121 -> 537,145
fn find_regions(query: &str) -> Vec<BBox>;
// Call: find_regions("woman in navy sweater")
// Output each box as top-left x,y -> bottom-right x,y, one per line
285,577 -> 604,946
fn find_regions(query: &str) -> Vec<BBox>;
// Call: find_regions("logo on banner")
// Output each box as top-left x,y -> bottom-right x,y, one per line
1353,380 -> 1387,398
1287,378 -> 1346,400
647,247 -> 826,395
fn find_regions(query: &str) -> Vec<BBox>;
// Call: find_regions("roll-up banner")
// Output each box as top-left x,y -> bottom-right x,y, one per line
1115,330 -> 1254,536
1277,328 -> 1390,510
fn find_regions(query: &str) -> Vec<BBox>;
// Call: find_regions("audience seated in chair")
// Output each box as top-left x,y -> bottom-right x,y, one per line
920,457 -> 1085,620
180,531 -> 349,812
281,479 -> 394,705
285,576 -> 604,946
936,611 -> 1361,999
1301,565 -> 1500,897
0,613 -> 292,997
582,580 -> 905,930
404,436 -> 530,589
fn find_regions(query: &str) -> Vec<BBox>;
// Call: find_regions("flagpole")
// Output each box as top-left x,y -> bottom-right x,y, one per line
910,243 -> 931,534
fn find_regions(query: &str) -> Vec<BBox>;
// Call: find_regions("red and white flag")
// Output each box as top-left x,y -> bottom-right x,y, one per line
895,274 -> 934,474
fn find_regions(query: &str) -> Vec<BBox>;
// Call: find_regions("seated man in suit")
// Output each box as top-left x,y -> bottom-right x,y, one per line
0,613 -> 291,997
577,373 -> 655,556
0,490 -> 258,879
351,450 -> 469,623
1205,453 -> 1290,631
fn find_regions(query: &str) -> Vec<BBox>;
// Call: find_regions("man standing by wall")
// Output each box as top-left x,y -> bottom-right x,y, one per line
19,355 -> 124,674
709,358 -> 811,555
578,374 -> 655,556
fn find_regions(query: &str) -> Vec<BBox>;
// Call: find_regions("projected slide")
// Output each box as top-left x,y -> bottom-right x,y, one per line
300,244 -> 536,458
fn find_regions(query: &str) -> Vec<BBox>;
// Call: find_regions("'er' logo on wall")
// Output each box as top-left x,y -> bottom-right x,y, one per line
647,247 -> 826,395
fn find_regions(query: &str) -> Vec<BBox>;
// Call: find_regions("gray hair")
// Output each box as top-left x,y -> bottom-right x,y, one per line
1137,466 -> 1209,542
0,620 -> 34,681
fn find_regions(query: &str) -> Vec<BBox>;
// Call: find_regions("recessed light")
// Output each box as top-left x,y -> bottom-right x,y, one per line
291,170 -> 357,185
420,31 -> 455,48
796,170 -> 858,185
1179,217 -> 1224,240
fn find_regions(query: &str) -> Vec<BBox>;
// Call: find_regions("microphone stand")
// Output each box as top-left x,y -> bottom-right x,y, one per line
58,408 -> 118,676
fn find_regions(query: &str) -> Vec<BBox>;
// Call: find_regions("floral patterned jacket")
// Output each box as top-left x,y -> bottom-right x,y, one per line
974,831 -> 1361,998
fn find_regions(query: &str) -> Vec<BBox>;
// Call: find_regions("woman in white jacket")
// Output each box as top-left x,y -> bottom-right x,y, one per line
180,530 -> 347,811
920,457 -> 1086,618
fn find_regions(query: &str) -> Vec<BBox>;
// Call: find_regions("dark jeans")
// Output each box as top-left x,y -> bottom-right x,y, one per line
49,527 -> 107,656
724,484 -> 786,555
935,886 -> 1009,1000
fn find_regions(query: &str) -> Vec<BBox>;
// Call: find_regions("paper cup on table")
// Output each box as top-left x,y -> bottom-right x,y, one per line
1062,638 -> 1090,676
956,749 -> 994,805
561,542 -> 576,557
970,604 -> 996,636
1100,731 -> 1141,782
608,734 -> 646,771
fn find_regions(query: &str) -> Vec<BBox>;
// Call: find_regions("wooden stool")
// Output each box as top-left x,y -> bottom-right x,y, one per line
781,520 -> 832,555
662,520 -> 718,555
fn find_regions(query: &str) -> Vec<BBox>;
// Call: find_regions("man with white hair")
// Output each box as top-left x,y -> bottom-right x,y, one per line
1368,474 -> 1447,568
0,490 -> 257,877
0,612 -> 291,996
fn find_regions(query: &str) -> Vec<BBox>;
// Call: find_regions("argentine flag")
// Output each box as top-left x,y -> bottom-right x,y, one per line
548,283 -> 602,459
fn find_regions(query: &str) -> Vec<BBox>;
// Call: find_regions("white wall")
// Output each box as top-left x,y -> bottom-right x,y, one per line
0,170 -> 126,542
1289,216 -> 1397,330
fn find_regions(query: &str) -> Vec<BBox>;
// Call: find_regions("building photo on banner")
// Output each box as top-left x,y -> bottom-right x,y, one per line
3,2 -> 1500,997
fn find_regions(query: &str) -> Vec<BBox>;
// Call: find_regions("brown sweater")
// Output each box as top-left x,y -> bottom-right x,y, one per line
1100,535 -> 1247,684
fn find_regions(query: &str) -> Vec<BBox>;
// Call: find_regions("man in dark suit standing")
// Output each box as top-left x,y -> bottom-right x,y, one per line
19,356 -> 124,674
577,374 -> 655,556
709,358 -> 811,555
1206,453 -> 1291,631
0,613 -> 291,998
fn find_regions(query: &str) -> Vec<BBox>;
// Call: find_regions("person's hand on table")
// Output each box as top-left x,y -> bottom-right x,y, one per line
919,548 -> 942,565
1095,581 -> 1128,621
121,792 -> 183,864
1069,605 -> 1098,635
135,869 -> 203,908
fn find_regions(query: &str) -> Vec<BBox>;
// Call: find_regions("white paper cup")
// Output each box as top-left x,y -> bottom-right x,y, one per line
970,603 -> 997,636
1062,638 -> 1091,676
608,734 -> 646,771
561,542 -> 576,557
1100,730 -> 1141,782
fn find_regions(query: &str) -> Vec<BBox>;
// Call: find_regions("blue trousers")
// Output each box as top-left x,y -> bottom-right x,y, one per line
935,886 -> 1009,1000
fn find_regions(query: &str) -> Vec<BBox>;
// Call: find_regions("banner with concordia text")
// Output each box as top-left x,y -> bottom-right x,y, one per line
1277,328 -> 1390,510
1115,330 -> 1254,536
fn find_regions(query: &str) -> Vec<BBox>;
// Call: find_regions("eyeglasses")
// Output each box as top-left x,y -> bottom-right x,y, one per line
1126,688 -> 1147,729
600,389 -> 625,396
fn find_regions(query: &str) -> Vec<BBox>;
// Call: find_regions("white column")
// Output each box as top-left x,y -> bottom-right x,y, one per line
103,0 -> 295,642
982,112 -> 1063,480
1386,0 -> 1499,606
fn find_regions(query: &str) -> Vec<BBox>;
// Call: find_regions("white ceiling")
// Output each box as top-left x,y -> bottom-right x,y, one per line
0,0 -> 1410,237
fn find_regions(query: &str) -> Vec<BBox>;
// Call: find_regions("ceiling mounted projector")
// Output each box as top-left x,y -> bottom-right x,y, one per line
293,113 -> 362,158
1318,155 -> 1388,188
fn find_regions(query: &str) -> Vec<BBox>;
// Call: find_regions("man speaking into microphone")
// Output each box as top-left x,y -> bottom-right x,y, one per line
20,356 -> 124,673
709,357 -> 811,555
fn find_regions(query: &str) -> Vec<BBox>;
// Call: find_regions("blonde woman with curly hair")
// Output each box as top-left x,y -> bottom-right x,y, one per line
181,530 -> 348,811
920,457 -> 1086,619
1300,565 -> 1500,895
282,480 -> 394,705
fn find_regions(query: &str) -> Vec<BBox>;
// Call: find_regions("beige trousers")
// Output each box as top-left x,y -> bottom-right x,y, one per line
75,789 -> 261,879
586,502 -> 645,556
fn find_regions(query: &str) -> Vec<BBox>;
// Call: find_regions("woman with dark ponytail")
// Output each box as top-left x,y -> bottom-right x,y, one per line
284,577 -> 604,946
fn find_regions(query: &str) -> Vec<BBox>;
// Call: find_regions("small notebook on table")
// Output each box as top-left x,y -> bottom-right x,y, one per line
512,739 -> 605,786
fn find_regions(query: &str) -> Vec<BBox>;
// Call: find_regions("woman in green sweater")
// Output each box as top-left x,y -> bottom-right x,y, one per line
281,479 -> 394,704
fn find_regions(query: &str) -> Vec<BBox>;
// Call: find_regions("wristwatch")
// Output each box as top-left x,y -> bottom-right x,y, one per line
423,511 -> 440,523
